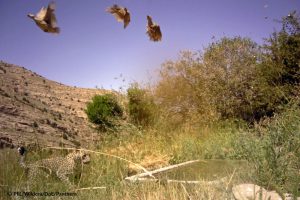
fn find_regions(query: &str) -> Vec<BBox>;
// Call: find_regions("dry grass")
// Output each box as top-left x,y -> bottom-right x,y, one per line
0,125 -> 250,200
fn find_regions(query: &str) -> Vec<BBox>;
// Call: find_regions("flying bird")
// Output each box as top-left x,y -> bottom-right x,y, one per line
106,4 -> 130,29
146,15 -> 162,42
27,1 -> 60,34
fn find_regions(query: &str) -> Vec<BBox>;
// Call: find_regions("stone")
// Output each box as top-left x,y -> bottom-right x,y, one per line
232,183 -> 282,200
284,193 -> 300,200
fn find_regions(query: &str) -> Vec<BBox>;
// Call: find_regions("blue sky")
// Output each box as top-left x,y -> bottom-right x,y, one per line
0,0 -> 299,89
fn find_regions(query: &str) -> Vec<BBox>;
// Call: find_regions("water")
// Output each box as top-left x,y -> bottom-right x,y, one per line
153,160 -> 248,181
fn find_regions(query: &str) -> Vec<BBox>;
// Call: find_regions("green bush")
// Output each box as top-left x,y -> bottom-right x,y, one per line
253,103 -> 300,195
255,11 -> 300,119
223,101 -> 300,195
85,94 -> 123,127
127,84 -> 155,127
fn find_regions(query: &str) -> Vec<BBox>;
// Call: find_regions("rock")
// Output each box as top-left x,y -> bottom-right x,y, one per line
0,136 -> 14,149
232,184 -> 282,200
284,193 -> 300,200
18,121 -> 31,126
0,105 -> 19,116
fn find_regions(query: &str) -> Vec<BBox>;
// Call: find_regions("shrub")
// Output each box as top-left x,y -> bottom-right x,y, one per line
155,51 -> 219,127
32,121 -> 38,128
22,97 -> 30,103
253,103 -> 300,195
127,83 -> 156,127
225,100 -> 300,196
85,94 -> 123,127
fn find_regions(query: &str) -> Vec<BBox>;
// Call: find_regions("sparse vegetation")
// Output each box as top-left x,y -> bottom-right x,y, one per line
22,97 -> 30,103
62,133 -> 68,140
32,121 -> 38,128
2,92 -> 10,98
58,113 -> 62,120
0,66 -> 6,73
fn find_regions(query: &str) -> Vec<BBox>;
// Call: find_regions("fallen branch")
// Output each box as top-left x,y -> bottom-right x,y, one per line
125,159 -> 206,181
74,186 -> 106,192
180,183 -> 192,200
125,176 -> 228,185
226,167 -> 236,191
0,184 -> 9,187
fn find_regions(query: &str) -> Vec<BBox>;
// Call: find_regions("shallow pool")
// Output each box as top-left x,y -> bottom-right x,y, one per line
149,160 -> 248,181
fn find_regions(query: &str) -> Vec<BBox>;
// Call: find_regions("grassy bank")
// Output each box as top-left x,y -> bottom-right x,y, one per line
1,105 -> 299,199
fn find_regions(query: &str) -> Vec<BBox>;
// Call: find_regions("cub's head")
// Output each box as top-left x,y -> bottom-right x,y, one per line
69,151 -> 91,164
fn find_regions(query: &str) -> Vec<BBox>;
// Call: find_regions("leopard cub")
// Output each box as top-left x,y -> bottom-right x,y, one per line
18,146 -> 90,186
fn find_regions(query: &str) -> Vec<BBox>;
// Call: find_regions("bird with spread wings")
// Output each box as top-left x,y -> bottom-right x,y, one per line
27,1 -> 60,34
106,4 -> 131,29
146,15 -> 162,42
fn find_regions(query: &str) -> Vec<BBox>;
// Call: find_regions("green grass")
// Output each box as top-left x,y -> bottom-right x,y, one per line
1,108 -> 299,199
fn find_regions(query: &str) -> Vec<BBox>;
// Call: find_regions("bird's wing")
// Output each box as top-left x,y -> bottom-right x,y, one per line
124,12 -> 130,28
113,13 -> 124,22
106,4 -> 120,13
147,25 -> 162,41
45,2 -> 57,27
49,12 -> 58,27
107,5 -> 125,22
147,15 -> 153,26
118,7 -> 126,16
106,5 -> 120,15
155,26 -> 162,40
146,28 -> 153,39
36,7 -> 47,20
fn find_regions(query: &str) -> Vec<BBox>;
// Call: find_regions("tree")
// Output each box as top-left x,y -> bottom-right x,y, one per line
257,11 -> 300,117
203,37 -> 260,121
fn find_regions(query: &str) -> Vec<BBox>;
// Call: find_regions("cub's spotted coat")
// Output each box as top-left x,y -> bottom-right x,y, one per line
18,147 -> 90,186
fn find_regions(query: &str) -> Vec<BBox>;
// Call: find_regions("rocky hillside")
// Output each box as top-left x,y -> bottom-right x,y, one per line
0,61 -> 108,148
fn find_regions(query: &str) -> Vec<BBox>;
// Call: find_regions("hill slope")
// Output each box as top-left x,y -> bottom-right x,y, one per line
0,61 -> 106,148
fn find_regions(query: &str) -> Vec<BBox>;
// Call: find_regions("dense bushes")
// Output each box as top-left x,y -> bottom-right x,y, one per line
127,84 -> 156,127
253,103 -> 300,194
203,37 -> 260,121
154,12 -> 300,124
85,94 -> 123,127
257,11 -> 300,117
155,51 -> 219,127
155,37 -> 260,125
